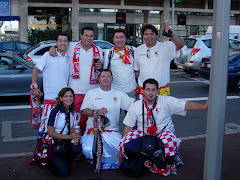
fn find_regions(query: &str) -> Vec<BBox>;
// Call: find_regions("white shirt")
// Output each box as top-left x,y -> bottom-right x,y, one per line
35,51 -> 70,100
103,49 -> 136,93
134,41 -> 180,87
123,96 -> 187,134
67,42 -> 104,94
81,87 -> 135,131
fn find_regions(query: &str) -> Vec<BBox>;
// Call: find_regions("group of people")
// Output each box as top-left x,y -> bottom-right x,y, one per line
29,23 -> 208,177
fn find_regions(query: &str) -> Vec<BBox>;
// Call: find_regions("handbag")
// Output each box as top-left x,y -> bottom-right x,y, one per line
53,112 -> 71,153
33,129 -> 53,169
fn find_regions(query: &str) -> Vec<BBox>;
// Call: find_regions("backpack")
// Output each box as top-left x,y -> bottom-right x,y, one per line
107,45 -> 134,70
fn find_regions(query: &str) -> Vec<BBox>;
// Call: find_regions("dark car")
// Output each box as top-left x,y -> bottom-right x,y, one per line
0,41 -> 33,57
199,50 -> 240,91
0,51 -> 42,96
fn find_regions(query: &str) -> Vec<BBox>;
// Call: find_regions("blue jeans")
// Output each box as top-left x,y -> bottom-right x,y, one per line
51,143 -> 81,177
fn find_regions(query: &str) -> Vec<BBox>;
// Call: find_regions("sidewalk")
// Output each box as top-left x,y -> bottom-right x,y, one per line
0,133 -> 239,180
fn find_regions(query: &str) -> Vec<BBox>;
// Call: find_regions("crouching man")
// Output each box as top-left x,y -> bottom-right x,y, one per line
118,78 -> 208,177
80,69 -> 135,172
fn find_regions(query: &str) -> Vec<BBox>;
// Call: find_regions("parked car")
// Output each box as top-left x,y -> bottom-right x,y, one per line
177,35 -> 240,74
0,41 -> 33,57
24,40 -> 114,64
0,51 -> 43,96
199,50 -> 240,91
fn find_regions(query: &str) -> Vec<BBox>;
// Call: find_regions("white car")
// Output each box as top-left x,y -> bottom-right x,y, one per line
24,40 -> 114,64
177,35 -> 240,74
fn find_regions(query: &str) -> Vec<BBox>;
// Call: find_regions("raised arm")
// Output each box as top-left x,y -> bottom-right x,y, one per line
162,21 -> 184,51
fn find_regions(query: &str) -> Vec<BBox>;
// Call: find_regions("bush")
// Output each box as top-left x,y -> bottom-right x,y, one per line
28,29 -> 72,45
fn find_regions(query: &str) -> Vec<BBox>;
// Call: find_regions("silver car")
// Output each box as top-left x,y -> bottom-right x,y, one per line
178,35 -> 240,74
24,40 -> 114,64
0,51 -> 43,96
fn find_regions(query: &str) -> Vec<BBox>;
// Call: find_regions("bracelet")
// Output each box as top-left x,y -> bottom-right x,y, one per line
93,109 -> 98,118
30,83 -> 38,90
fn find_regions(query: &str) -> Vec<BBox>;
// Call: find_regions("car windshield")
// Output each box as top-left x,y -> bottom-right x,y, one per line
184,39 -> 196,48
25,44 -> 40,54
13,53 -> 35,68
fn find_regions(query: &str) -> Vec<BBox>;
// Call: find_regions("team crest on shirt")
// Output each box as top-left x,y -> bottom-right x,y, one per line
156,108 -> 161,115
113,97 -> 118,103
155,51 -> 160,58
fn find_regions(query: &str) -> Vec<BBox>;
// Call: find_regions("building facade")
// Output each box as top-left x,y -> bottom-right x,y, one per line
1,0 -> 240,45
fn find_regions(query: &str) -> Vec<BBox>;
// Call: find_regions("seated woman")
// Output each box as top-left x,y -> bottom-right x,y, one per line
47,87 -> 81,177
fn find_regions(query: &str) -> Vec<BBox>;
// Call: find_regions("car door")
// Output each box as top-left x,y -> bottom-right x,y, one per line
0,55 -> 33,96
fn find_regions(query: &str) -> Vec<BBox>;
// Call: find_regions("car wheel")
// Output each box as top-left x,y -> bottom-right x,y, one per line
234,76 -> 240,91
183,69 -> 194,74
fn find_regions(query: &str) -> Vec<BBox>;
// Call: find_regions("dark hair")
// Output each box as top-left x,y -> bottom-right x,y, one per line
99,69 -> 113,77
143,78 -> 159,89
81,26 -> 94,35
113,28 -> 127,38
142,24 -> 158,35
55,87 -> 75,113
56,33 -> 70,42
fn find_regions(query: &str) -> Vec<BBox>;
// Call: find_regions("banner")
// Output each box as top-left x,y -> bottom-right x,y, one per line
0,0 -> 10,16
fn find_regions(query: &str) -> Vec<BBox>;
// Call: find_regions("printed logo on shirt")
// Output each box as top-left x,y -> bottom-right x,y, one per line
156,108 -> 161,115
95,98 -> 102,100
155,51 -> 160,58
113,97 -> 118,103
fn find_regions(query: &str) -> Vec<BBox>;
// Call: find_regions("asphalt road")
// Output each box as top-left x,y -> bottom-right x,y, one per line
0,70 -> 240,156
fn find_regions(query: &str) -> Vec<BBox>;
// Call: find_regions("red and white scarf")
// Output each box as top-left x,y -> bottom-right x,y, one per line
113,45 -> 131,64
72,41 -> 101,84
144,99 -> 158,137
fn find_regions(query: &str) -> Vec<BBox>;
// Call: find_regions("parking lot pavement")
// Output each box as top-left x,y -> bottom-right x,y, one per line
0,133 -> 239,180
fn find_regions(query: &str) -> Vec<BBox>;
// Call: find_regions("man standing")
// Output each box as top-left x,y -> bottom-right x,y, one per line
67,26 -> 104,134
118,78 -> 208,176
134,23 -> 184,98
50,26 -> 104,134
103,29 -> 136,97
29,33 -> 70,164
80,69 -> 135,171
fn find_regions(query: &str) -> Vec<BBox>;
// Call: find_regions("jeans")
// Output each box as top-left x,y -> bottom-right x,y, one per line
51,143 -> 81,177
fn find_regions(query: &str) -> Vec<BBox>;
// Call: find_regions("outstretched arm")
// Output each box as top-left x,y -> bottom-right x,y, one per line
185,99 -> 208,111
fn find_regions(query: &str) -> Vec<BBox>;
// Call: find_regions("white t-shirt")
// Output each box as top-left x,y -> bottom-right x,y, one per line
35,51 -> 70,100
103,49 -> 136,93
67,42 -> 104,94
123,96 -> 187,134
81,87 -> 135,131
134,41 -> 180,87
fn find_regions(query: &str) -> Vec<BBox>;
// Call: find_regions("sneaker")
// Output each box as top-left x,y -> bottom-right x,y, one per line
28,157 -> 35,165
174,155 -> 184,166
166,164 -> 177,175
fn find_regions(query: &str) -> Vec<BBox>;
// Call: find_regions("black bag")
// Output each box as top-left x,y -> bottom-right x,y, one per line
53,140 -> 69,153
33,131 -> 53,169
140,135 -> 158,157
122,156 -> 148,177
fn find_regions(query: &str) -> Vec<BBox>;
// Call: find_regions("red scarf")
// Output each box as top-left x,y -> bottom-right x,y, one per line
113,45 -> 131,64
144,99 -> 158,136
72,41 -> 101,84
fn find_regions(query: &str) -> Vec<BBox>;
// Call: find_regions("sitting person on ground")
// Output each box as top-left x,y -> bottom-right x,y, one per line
80,69 -> 135,172
117,78 -> 208,177
47,87 -> 81,177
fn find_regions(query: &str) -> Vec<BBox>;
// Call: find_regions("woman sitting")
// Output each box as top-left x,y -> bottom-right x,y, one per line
47,87 -> 81,177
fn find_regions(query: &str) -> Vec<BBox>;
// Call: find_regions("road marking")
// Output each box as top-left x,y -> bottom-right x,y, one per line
0,95 -> 239,111
1,120 -> 37,142
180,96 -> 240,101
180,123 -> 240,140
